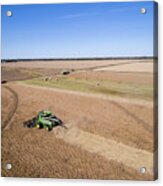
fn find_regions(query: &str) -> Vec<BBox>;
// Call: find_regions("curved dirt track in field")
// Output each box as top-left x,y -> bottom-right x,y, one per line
54,125 -> 153,175
2,86 -> 19,131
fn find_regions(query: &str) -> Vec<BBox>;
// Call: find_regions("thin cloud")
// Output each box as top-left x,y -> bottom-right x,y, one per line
60,12 -> 102,19
60,7 -> 131,19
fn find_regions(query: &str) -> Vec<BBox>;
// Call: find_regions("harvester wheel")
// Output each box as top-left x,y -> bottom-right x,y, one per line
36,124 -> 40,129
45,126 -> 53,132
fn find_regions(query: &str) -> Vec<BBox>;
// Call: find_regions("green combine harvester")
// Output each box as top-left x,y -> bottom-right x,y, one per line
24,110 -> 66,131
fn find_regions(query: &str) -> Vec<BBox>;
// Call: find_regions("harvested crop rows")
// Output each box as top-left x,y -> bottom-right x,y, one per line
2,81 -> 154,179
1,59 -> 156,180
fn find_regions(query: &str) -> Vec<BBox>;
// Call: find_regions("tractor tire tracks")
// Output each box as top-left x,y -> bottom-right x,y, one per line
2,86 -> 19,131
111,101 -> 152,133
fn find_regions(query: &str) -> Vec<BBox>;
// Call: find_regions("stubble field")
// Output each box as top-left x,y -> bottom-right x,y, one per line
1,59 -> 157,180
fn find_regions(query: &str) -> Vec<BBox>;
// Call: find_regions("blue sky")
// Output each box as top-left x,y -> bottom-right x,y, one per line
1,1 -> 155,59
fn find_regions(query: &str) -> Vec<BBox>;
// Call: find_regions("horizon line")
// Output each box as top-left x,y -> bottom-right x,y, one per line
1,56 -> 157,62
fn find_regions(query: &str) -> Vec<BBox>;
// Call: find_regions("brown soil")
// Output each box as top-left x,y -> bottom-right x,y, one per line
1,59 -> 156,180
2,127 -> 151,180
1,83 -> 154,180
70,71 -> 153,85
95,62 -> 153,73
1,86 -> 18,129
54,126 -> 153,175
1,67 -> 39,82
2,59 -> 153,70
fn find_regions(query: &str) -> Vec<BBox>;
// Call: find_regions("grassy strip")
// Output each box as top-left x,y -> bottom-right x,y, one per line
24,76 -> 153,100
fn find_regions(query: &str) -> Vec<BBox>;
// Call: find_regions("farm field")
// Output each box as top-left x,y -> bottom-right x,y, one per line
1,59 -> 153,70
1,59 -> 157,180
94,61 -> 153,72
